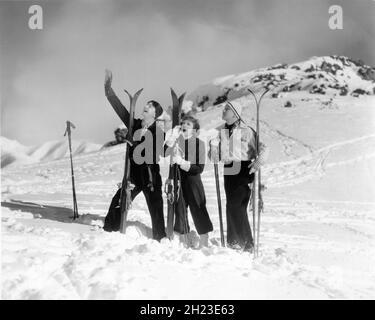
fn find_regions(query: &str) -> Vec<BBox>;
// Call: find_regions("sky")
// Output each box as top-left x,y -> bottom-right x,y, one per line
1,0 -> 374,145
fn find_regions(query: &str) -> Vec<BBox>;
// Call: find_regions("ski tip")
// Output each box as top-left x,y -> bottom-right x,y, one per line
170,88 -> 178,104
170,87 -> 177,96
179,92 -> 186,104
261,87 -> 270,98
170,88 -> 186,103
123,89 -> 131,99
135,88 -> 144,98
247,88 -> 258,103
123,88 -> 144,101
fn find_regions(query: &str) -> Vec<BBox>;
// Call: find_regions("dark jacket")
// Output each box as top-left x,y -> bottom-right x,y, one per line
105,85 -> 165,188
165,134 -> 206,176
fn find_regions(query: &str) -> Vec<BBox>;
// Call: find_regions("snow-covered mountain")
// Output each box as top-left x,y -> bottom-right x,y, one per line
186,55 -> 375,112
2,56 -> 375,300
1,136 -> 102,168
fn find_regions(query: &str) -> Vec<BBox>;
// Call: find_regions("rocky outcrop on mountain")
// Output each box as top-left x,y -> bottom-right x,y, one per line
186,55 -> 375,111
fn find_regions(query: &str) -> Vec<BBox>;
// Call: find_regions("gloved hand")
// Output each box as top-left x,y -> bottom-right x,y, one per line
104,69 -> 113,90
117,181 -> 135,190
172,153 -> 183,165
209,137 -> 220,162
210,136 -> 220,147
248,143 -> 268,174
172,152 -> 191,171
248,157 -> 261,174
165,126 -> 181,147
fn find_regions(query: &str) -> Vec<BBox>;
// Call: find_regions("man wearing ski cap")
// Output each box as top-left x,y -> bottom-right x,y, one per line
102,70 -> 166,241
209,99 -> 268,252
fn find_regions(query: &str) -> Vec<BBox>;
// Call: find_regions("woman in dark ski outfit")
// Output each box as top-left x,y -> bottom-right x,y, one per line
103,70 -> 166,241
165,115 -> 213,247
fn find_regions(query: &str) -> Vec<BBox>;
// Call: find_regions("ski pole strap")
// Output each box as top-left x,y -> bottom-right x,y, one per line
64,120 -> 76,136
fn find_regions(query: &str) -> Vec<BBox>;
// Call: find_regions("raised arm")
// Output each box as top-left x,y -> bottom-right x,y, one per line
104,69 -> 130,125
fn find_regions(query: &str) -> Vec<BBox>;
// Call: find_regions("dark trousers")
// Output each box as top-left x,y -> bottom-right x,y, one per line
104,184 -> 166,241
174,175 -> 213,235
223,161 -> 254,250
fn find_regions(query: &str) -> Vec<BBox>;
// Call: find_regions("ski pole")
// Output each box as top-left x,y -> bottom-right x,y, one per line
176,166 -> 189,247
214,162 -> 225,247
210,140 -> 225,247
64,120 -> 79,220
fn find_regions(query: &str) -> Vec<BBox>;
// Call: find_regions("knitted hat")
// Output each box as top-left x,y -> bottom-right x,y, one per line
226,100 -> 243,120
147,100 -> 164,118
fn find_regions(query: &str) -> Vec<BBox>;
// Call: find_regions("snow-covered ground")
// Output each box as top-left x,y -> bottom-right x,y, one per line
2,56 -> 375,300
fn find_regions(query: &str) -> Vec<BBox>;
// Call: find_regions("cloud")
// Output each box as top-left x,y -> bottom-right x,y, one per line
1,0 -> 374,145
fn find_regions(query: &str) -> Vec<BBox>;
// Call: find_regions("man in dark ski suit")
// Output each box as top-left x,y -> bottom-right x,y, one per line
209,100 -> 268,252
103,70 -> 166,241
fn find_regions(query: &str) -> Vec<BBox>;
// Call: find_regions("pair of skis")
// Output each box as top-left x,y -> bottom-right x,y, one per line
118,88 -> 143,234
165,89 -> 189,241
247,88 -> 269,257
